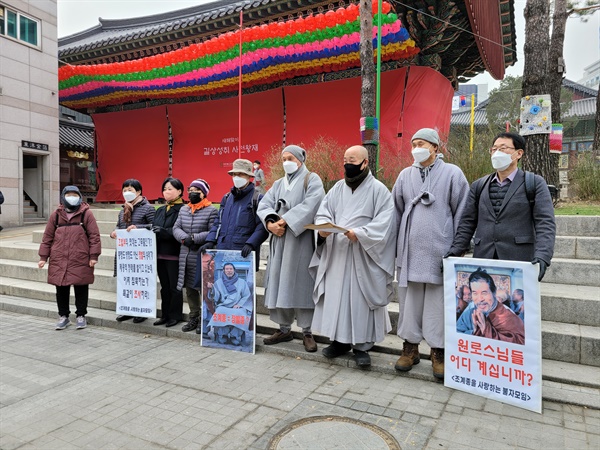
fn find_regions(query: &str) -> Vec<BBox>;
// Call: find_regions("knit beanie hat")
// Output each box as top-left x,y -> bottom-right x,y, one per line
189,179 -> 210,197
282,145 -> 306,163
411,128 -> 440,146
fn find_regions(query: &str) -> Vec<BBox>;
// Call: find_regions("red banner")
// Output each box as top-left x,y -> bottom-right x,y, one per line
93,107 -> 169,201
169,89 -> 284,200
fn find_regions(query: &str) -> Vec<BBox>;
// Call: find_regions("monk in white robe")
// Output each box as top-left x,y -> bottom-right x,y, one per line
309,146 -> 396,368
257,145 -> 325,352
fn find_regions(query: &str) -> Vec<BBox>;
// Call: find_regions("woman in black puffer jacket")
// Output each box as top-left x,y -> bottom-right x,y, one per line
151,177 -> 185,327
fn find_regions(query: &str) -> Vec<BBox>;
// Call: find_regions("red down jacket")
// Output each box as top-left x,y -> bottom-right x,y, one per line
38,203 -> 101,286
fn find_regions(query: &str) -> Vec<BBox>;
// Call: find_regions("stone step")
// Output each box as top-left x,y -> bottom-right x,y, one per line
544,258 -> 600,287
2,240 -> 598,327
89,208 -> 122,222
554,236 -> 600,260
1,294 -> 599,409
2,276 -> 597,367
32,230 -> 272,261
555,215 -> 600,237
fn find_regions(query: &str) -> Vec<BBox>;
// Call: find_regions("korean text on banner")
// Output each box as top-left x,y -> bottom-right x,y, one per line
443,257 -> 542,413
116,229 -> 157,318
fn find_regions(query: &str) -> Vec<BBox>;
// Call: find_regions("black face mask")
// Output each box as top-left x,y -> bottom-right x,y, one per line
344,160 -> 365,178
188,192 -> 202,204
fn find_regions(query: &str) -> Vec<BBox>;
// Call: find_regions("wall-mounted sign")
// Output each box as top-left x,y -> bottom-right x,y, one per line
21,140 -> 49,151
67,150 -> 89,160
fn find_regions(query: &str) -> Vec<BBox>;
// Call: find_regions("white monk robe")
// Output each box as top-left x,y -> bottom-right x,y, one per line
309,172 -> 396,347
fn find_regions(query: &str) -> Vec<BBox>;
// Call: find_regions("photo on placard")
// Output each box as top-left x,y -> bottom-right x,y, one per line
455,264 -> 525,345
200,249 -> 256,354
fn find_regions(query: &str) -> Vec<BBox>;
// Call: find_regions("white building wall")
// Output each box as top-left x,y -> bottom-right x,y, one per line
0,0 -> 58,228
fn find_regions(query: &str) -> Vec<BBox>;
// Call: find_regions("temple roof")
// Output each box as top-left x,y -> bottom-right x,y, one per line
59,0 -> 516,83
59,119 -> 95,151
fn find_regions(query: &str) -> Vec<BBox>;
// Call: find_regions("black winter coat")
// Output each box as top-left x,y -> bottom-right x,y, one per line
153,203 -> 184,258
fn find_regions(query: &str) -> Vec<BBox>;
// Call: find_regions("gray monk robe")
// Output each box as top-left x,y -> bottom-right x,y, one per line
309,173 -> 396,346
257,166 -> 325,326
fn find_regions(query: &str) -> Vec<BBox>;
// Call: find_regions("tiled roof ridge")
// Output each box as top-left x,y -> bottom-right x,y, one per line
58,0 -> 264,45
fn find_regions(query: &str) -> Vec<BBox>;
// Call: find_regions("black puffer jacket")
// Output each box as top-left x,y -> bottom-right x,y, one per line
153,203 -> 184,258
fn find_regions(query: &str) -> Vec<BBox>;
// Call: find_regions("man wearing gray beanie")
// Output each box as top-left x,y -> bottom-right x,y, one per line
257,145 -> 325,352
393,128 -> 469,379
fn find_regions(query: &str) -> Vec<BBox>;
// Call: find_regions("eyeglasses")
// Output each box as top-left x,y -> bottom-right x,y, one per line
489,146 -> 515,154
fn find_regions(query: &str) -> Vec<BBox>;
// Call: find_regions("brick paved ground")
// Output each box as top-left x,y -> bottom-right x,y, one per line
0,311 -> 598,449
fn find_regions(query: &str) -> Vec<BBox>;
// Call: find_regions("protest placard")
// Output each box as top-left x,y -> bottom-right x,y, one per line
201,249 -> 256,354
444,257 -> 541,413
115,229 -> 157,318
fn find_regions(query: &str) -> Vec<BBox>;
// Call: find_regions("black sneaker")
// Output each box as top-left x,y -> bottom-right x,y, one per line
322,341 -> 351,358
182,317 -> 199,332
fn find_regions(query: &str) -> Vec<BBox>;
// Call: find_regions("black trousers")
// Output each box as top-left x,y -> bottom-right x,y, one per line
56,285 -> 89,317
157,259 -> 183,321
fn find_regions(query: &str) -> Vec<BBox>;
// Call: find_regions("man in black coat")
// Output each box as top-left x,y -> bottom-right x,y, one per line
446,132 -> 556,281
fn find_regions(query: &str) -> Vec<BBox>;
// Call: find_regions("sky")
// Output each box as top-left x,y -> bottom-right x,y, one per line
57,0 -> 600,89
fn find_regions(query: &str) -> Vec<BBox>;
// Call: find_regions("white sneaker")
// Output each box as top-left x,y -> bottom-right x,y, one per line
55,316 -> 70,330
76,316 -> 87,329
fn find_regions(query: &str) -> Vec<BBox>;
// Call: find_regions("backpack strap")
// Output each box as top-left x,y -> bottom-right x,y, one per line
55,208 -> 87,232
303,171 -> 311,192
474,173 -> 494,209
524,171 -> 536,208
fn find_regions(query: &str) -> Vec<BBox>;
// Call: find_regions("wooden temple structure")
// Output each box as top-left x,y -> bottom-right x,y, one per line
58,0 -> 517,200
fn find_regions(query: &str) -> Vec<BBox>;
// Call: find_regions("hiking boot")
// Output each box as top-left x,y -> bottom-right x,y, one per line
181,317 -> 199,332
55,316 -> 70,330
430,348 -> 445,380
394,341 -> 420,372
263,330 -> 293,345
302,333 -> 317,352
353,350 -> 371,368
322,340 -> 351,358
76,316 -> 87,329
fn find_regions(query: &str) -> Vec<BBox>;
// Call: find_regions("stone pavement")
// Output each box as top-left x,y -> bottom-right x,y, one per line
1,312 -> 598,450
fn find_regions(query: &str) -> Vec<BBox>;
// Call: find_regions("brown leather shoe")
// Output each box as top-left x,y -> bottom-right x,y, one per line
303,333 -> 317,352
263,330 -> 293,345
394,341 -> 420,372
430,348 -> 445,380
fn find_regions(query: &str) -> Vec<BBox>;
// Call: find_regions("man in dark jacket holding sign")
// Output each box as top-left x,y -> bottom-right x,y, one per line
446,132 -> 556,281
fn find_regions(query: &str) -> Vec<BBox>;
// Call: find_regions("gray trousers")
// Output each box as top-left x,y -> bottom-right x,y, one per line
270,307 -> 314,333
185,287 -> 201,319
397,282 -> 445,349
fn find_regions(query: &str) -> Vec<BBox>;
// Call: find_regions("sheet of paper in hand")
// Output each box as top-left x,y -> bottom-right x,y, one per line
304,222 -> 348,233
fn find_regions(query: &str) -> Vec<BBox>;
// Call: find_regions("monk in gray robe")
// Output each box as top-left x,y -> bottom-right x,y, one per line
257,145 -> 325,352
309,146 -> 396,368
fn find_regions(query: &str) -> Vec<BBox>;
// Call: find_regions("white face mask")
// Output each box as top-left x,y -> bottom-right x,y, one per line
491,151 -> 513,171
123,191 -> 137,202
65,196 -> 80,206
232,176 -> 248,189
411,147 -> 431,164
282,161 -> 299,174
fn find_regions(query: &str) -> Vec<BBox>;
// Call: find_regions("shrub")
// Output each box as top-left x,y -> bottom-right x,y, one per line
263,136 -> 345,192
570,152 -> 600,201
446,127 -> 495,183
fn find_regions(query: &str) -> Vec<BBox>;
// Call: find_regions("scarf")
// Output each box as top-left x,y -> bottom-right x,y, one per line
166,197 -> 183,212
344,165 -> 370,191
221,271 -> 239,293
189,197 -> 212,214
123,196 -> 143,226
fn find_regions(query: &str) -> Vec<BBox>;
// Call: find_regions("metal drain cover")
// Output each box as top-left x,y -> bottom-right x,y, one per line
268,415 -> 402,450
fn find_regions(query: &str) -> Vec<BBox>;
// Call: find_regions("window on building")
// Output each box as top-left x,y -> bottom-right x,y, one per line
0,5 -> 40,47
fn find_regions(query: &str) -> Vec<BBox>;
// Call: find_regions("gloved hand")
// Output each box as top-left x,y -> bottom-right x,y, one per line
531,257 -> 548,282
443,250 -> 460,259
199,241 -> 216,253
182,237 -> 194,248
241,244 -> 254,258
151,226 -> 162,234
